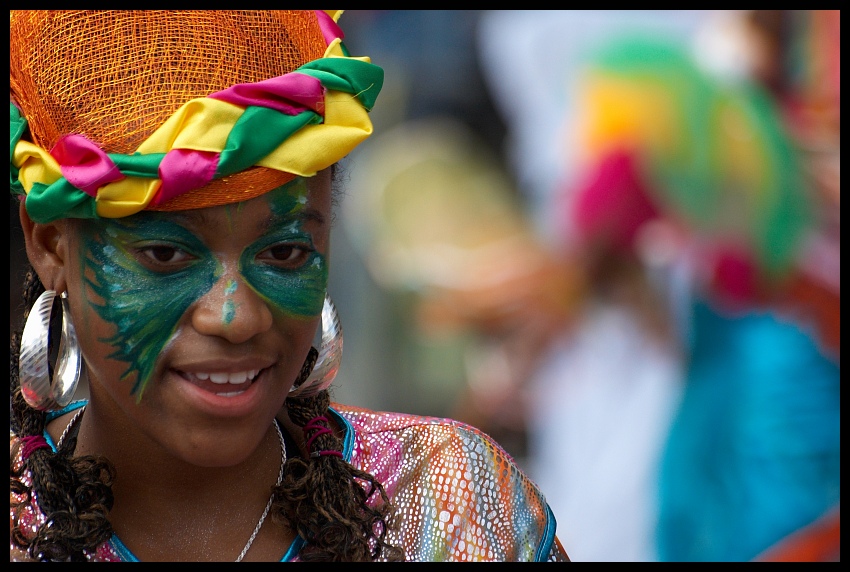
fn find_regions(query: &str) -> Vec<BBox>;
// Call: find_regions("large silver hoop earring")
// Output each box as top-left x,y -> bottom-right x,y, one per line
19,290 -> 82,411
288,294 -> 343,398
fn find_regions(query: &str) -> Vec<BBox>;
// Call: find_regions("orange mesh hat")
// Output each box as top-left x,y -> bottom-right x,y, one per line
10,10 -> 383,222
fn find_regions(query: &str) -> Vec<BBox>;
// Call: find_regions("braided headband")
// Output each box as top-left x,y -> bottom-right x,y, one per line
10,11 -> 383,223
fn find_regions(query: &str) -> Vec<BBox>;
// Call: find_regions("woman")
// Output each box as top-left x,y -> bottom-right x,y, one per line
9,11 -> 568,562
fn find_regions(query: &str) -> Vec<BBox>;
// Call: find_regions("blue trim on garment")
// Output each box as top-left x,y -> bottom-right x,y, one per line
43,399 -> 87,452
327,405 -> 355,461
281,535 -> 307,562
106,523 -> 303,562
535,504 -> 558,561
105,526 -> 305,563
107,535 -> 140,562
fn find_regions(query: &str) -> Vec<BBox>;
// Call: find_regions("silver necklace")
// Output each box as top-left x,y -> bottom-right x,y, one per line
57,407 -> 286,563
56,406 -> 85,450
235,419 -> 286,562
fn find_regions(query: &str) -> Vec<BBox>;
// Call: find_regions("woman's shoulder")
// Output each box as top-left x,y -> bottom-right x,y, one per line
331,402 -> 523,467
331,402 -> 488,435
330,403 -> 567,562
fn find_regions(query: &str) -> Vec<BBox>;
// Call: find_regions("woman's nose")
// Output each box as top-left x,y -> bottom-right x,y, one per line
190,271 -> 273,344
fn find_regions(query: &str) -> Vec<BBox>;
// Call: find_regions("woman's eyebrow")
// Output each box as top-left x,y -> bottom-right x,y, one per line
261,207 -> 327,232
165,207 -> 325,232
170,210 -> 216,228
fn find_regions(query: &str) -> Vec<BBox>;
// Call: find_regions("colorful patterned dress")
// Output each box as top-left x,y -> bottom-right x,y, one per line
11,401 -> 569,562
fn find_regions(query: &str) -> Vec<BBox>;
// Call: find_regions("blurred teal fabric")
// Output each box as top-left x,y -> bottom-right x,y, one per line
657,300 -> 840,561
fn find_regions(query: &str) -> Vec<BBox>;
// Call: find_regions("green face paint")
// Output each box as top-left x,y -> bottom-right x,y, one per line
240,181 -> 328,318
81,215 -> 219,399
222,279 -> 238,325
78,178 -> 327,401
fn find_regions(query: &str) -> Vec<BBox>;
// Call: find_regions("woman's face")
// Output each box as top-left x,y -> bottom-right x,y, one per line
62,170 -> 331,467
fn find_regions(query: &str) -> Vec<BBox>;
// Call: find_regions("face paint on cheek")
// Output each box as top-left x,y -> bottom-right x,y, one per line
240,181 -> 328,318
242,253 -> 328,318
80,219 -> 219,401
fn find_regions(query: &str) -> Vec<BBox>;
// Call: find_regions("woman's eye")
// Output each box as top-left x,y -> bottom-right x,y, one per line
259,244 -> 312,266
138,245 -> 192,266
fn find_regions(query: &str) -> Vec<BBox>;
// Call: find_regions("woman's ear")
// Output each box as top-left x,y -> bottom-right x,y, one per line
19,199 -> 71,293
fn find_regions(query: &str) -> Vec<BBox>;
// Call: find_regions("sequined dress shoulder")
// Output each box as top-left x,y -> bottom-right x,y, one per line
331,403 -> 569,561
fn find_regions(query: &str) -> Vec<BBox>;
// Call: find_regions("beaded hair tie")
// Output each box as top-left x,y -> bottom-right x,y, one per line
20,435 -> 51,460
303,415 -> 343,459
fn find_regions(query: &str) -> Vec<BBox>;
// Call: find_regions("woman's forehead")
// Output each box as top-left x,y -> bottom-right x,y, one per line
124,175 -> 330,226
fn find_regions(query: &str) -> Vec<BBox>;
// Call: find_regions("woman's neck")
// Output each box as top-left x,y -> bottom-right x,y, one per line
48,400 -> 295,561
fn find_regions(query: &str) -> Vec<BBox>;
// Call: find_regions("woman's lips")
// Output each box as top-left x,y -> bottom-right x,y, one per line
170,363 -> 280,417
176,368 -> 264,396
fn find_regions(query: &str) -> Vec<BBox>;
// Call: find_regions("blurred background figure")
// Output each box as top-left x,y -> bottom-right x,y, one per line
474,11 -> 708,562
473,9 -> 839,562
648,10 -> 841,563
519,147 -> 687,563
489,9 -> 838,562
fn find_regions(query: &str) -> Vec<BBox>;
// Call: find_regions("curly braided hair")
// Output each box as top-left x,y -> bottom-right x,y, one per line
10,265 -> 404,561
274,351 -> 405,561
10,268 -> 116,562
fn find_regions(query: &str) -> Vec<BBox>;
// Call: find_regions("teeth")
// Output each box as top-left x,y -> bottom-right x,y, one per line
194,370 -> 260,385
210,373 -> 230,384
218,390 -> 248,397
